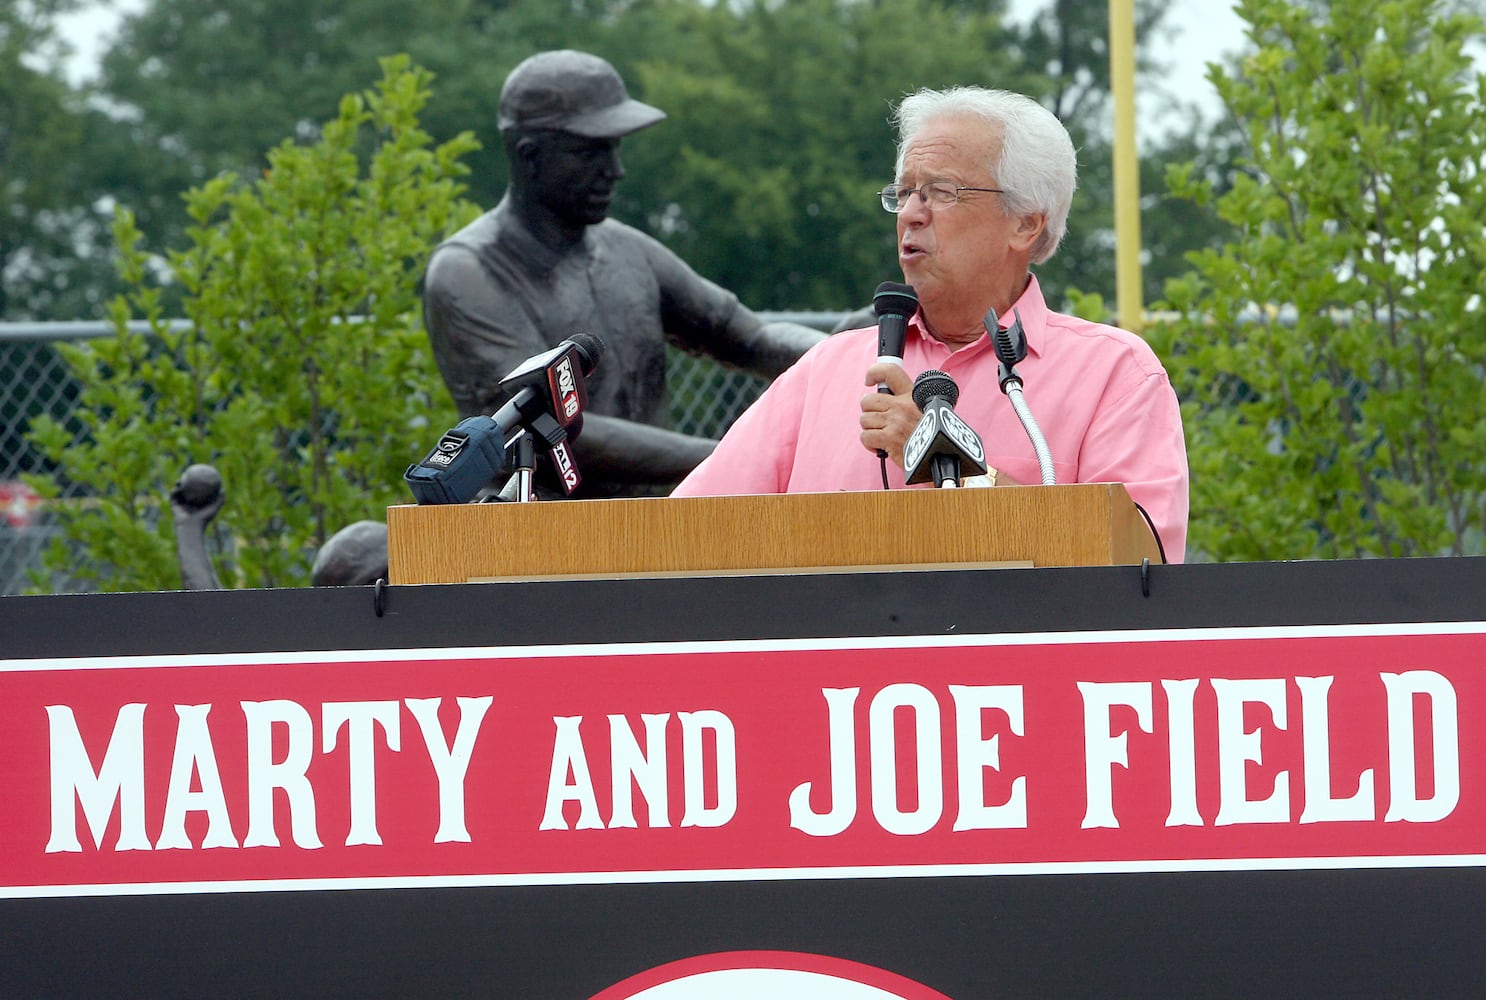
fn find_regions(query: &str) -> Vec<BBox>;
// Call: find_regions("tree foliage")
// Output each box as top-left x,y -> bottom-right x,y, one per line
0,0 -> 126,318
608,0 -> 1041,309
1020,0 -> 1246,315
25,57 -> 475,590
72,0 -> 1222,316
1149,0 -> 1486,560
3,0 -> 1242,326
91,0 -> 608,285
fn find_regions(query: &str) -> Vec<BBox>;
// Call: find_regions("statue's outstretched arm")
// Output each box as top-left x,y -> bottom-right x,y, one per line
170,464 -> 225,591
570,412 -> 716,486
694,309 -> 826,381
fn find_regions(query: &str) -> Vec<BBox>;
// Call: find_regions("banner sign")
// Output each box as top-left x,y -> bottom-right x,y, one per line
5,622 -> 1484,898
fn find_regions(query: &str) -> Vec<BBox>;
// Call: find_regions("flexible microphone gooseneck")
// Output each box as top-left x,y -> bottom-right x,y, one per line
985,308 -> 1055,486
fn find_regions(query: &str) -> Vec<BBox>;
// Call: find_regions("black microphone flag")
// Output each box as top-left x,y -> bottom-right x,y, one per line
404,333 -> 605,504
902,369 -> 988,488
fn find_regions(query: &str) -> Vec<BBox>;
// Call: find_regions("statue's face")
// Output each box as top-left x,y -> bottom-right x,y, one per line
529,131 -> 626,227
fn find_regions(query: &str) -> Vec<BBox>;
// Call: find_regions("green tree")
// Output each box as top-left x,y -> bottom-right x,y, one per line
92,0 -> 598,282
0,0 -> 126,319
1016,0 -> 1242,311
26,57 -> 476,590
88,0 -> 1222,315
606,0 -> 1040,311
1149,0 -> 1486,560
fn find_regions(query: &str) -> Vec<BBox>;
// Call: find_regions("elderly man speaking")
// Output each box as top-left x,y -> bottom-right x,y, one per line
673,86 -> 1189,562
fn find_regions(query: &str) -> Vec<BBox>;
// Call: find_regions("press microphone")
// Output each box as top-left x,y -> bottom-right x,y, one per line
984,308 -> 1055,485
404,333 -> 605,504
902,369 -> 988,488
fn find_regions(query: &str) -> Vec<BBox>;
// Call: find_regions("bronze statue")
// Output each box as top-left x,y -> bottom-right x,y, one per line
170,463 -> 225,590
421,49 -> 826,499
310,520 -> 389,588
171,465 -> 388,589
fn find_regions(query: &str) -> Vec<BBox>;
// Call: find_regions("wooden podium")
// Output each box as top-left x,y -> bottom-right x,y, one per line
386,483 -> 1159,585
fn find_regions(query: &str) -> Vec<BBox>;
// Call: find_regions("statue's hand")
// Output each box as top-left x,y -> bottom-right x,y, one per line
170,464 -> 226,525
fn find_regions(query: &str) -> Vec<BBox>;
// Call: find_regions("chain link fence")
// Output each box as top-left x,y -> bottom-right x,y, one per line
0,316 -> 845,595
1,325 -> 89,595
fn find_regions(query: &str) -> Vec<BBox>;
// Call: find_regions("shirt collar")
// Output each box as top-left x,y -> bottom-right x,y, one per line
1006,273 -> 1048,361
903,272 -> 1048,358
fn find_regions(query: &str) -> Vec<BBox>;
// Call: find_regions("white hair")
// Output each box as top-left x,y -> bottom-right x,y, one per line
891,87 -> 1077,264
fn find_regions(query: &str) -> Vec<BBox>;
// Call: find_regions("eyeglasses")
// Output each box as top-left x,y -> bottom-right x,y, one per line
879,181 -> 1005,213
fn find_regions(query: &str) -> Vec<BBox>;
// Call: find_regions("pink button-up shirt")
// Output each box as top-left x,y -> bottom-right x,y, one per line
673,276 -> 1189,561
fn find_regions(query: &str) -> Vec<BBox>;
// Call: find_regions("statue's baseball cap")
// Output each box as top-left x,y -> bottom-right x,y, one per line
498,50 -> 666,138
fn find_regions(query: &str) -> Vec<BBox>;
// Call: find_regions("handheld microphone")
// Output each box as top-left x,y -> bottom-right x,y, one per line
902,369 -> 988,488
872,281 -> 918,390
984,308 -> 1055,485
871,281 -> 918,469
405,333 -> 605,504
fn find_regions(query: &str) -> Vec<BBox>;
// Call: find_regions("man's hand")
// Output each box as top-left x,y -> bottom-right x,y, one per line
859,363 -> 921,468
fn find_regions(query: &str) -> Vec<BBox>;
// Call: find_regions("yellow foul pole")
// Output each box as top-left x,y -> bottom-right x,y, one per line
1108,0 -> 1143,332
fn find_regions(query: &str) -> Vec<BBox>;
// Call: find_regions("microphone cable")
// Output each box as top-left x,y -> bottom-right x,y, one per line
1132,501 -> 1169,564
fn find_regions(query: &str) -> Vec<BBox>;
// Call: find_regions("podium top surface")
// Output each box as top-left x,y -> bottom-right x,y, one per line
387,484 -> 1160,586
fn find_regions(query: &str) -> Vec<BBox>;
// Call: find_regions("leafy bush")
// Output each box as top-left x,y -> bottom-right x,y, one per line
1148,0 -> 1486,560
26,56 -> 478,590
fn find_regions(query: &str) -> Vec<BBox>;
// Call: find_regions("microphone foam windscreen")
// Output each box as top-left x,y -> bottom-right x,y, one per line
569,331 -> 606,374
912,369 -> 959,410
872,281 -> 919,319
